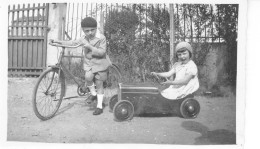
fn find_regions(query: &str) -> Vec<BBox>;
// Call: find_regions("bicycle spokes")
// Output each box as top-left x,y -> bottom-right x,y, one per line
33,68 -> 65,120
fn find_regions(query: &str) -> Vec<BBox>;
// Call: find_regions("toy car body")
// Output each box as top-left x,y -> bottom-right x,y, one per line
109,83 -> 200,121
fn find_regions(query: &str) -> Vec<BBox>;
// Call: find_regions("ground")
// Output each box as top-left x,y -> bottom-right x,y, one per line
7,77 -> 236,144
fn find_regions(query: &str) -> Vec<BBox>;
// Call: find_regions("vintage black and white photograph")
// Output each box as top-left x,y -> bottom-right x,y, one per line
1,0 -> 249,148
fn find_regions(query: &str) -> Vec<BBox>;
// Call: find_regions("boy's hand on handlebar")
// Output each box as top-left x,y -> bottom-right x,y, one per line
49,39 -> 60,44
49,39 -> 54,44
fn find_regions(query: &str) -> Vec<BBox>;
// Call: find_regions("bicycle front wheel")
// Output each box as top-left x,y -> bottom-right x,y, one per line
32,68 -> 65,120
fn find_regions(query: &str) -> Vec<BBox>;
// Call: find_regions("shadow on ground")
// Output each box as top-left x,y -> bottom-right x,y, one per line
56,99 -> 107,116
138,113 -> 179,117
181,121 -> 236,145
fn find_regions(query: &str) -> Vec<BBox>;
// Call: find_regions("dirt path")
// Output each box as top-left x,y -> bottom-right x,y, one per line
7,78 -> 236,144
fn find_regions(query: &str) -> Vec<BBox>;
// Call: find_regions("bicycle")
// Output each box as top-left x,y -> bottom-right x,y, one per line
32,42 -> 122,121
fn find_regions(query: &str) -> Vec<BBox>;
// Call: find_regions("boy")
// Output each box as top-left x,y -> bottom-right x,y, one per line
151,41 -> 199,99
50,17 -> 111,115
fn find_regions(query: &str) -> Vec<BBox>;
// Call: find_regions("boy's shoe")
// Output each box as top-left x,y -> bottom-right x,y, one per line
86,95 -> 97,104
93,108 -> 103,115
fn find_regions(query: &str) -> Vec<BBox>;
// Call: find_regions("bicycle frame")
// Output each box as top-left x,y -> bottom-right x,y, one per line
49,43 -> 84,87
48,42 -> 122,93
60,58 -> 83,86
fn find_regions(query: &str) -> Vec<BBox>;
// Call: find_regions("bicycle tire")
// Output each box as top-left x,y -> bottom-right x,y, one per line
103,64 -> 122,103
32,68 -> 65,120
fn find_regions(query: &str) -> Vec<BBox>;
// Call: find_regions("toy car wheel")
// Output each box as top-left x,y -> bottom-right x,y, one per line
180,98 -> 200,119
113,100 -> 134,122
77,84 -> 89,96
108,94 -> 118,112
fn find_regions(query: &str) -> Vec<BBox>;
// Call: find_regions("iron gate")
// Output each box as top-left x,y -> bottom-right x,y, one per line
8,3 -> 49,76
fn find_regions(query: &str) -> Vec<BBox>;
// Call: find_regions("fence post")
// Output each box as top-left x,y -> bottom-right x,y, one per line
169,4 -> 175,67
100,11 -> 104,34
47,3 -> 67,67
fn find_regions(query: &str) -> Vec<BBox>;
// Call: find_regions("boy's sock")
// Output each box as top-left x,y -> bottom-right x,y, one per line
97,94 -> 104,109
87,83 -> 97,96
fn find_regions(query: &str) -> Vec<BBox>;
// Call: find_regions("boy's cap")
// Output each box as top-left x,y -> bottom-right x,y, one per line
81,17 -> 97,28
176,41 -> 192,53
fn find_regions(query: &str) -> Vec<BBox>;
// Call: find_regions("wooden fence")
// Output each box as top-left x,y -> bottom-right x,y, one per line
8,3 -> 49,76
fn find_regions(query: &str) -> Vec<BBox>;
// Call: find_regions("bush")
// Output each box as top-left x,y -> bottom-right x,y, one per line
105,8 -> 170,83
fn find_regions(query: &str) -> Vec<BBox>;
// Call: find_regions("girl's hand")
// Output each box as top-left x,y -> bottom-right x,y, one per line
161,80 -> 173,85
151,72 -> 157,76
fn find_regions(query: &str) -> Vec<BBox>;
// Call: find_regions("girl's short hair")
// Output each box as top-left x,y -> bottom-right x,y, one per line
176,48 -> 192,59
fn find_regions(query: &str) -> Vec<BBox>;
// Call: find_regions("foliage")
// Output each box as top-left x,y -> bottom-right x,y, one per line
105,7 -> 170,83
62,58 -> 85,84
105,9 -> 139,36
215,4 -> 238,86
104,4 -> 238,86
192,42 -> 211,66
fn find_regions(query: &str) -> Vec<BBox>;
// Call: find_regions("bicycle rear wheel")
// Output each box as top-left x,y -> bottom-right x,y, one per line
104,64 -> 122,103
32,68 -> 65,120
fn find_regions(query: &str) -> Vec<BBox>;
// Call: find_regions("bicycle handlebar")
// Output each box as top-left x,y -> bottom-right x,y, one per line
49,42 -> 82,48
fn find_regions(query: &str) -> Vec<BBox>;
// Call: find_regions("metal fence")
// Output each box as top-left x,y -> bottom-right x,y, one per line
64,3 -> 235,43
63,3 -> 238,83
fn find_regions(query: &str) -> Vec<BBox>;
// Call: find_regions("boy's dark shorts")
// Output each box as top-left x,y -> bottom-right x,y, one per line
85,69 -> 108,81
94,70 -> 108,81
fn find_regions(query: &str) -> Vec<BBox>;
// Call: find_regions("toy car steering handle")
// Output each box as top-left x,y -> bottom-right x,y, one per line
152,73 -> 169,84
49,42 -> 82,48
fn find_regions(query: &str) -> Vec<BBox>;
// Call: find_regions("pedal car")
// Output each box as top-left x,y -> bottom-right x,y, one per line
109,83 -> 200,122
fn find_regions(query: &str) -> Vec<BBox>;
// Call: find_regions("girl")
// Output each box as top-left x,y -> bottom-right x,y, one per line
151,42 -> 199,100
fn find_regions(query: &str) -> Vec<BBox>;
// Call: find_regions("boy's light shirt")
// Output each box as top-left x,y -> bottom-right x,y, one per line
72,30 -> 111,72
95,30 -> 101,38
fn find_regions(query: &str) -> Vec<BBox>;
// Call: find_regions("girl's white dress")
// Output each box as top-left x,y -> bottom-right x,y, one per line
161,60 -> 199,100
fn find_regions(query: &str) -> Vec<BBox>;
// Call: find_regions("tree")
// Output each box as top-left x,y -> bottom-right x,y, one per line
216,4 -> 238,86
104,4 -> 170,82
